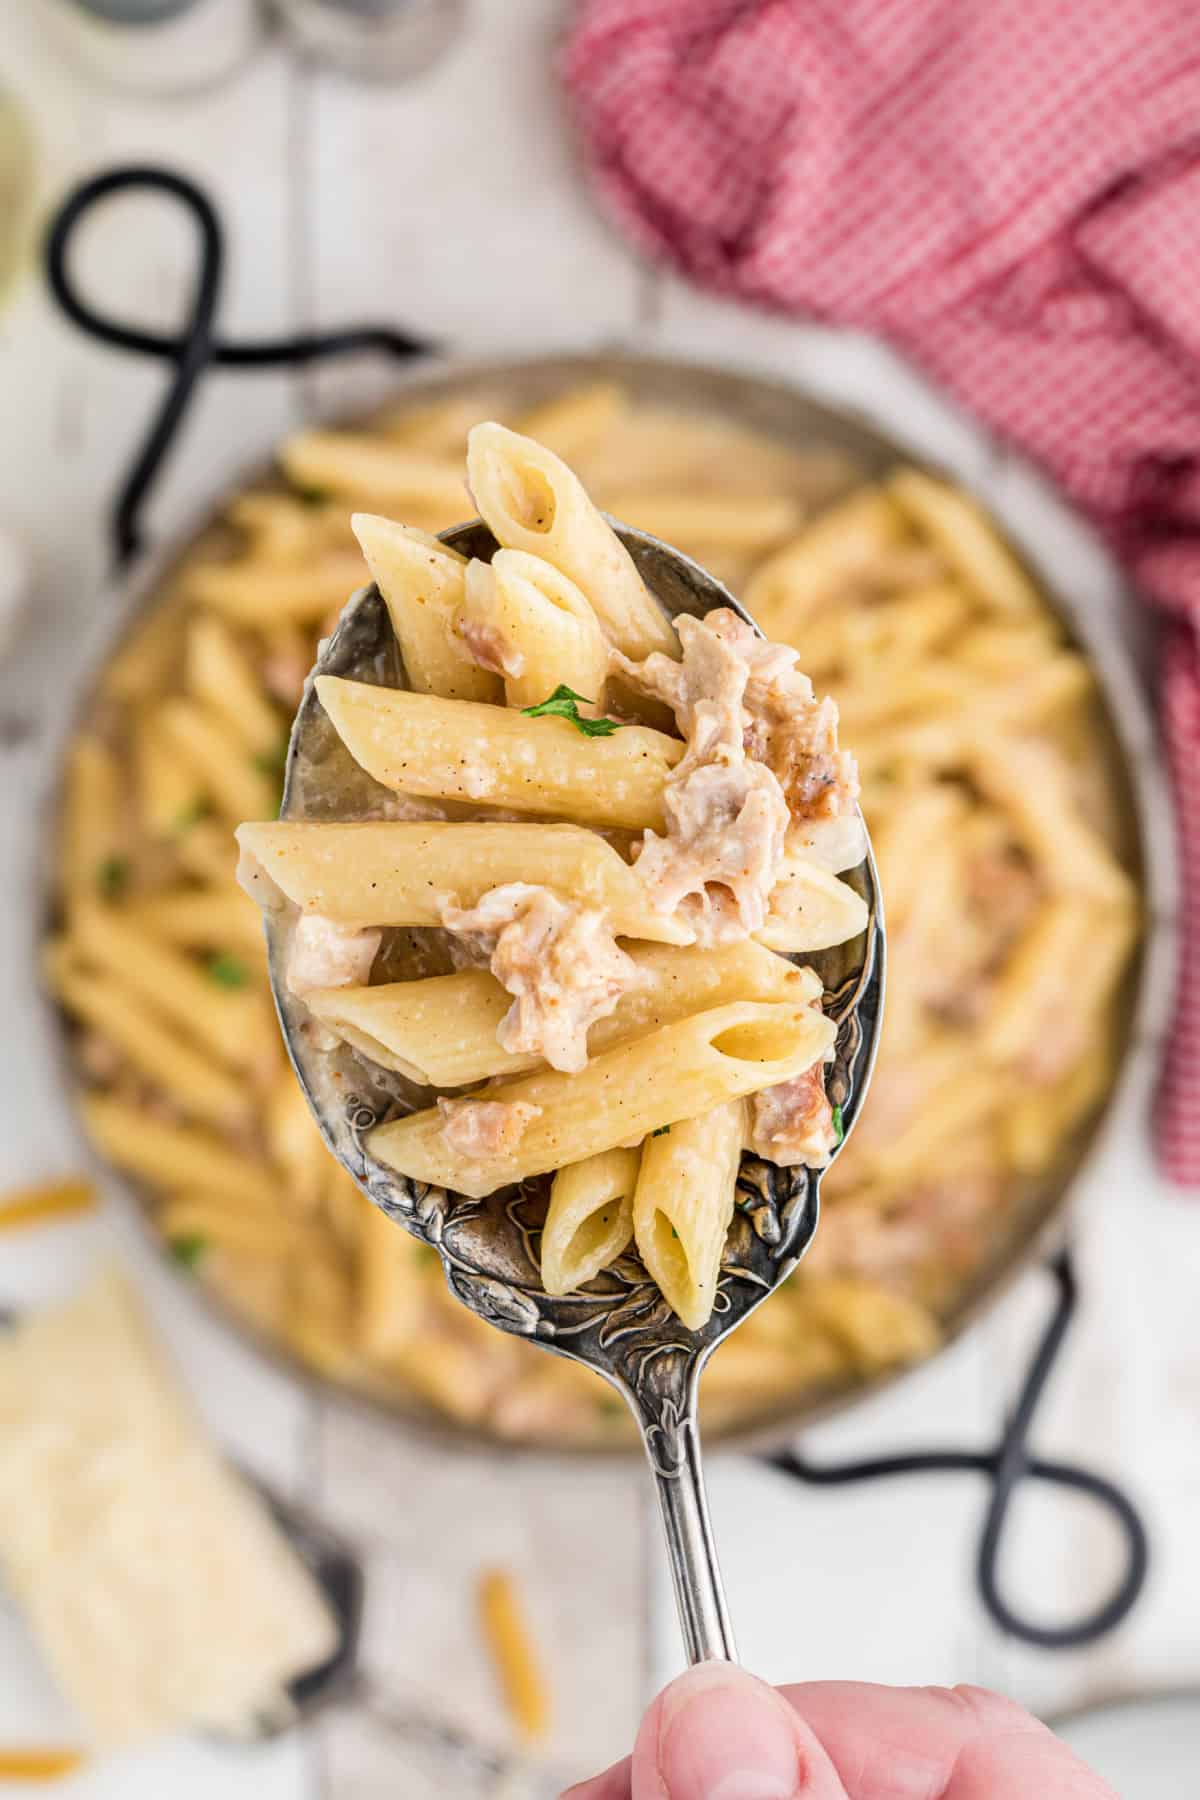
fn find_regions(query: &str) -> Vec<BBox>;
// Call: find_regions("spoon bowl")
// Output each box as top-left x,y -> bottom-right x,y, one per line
264,518 -> 885,1662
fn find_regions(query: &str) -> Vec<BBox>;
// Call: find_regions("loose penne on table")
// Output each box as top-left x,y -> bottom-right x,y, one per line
50,380 -> 1138,1444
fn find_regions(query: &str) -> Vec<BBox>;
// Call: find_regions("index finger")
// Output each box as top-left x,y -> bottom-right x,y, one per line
777,1681 -> 1118,1799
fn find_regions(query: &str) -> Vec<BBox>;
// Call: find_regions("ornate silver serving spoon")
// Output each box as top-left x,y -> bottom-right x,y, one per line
263,519 -> 885,1666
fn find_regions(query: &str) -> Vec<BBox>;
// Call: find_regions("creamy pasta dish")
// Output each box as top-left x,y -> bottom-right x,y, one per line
238,424 -> 866,1332
50,378 -> 1138,1441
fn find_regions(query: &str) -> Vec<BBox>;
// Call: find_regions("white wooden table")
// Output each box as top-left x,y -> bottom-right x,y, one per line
2,7 -> 1198,1795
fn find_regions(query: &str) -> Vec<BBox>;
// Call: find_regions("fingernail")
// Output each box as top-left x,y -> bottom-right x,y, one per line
658,1662 -> 801,1799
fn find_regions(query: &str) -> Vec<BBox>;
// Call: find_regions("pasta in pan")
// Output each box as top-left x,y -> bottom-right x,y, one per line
49,378 -> 1139,1444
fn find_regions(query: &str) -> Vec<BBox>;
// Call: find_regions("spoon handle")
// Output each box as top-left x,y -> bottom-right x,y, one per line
641,1399 -> 738,1664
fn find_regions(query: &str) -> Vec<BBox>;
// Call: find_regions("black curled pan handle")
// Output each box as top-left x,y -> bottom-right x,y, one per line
44,165 -> 435,569
768,1252 -> 1149,1650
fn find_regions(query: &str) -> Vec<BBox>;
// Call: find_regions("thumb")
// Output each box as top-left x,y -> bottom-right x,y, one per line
631,1662 -> 850,1799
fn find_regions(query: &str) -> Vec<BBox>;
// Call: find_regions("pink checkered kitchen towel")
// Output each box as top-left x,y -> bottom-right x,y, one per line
564,0 -> 1200,1183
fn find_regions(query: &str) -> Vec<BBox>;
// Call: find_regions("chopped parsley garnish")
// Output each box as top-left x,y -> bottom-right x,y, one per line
174,797 -> 212,832
170,1233 -> 208,1270
207,952 -> 249,989
598,1394 -> 625,1418
651,1125 -> 671,1138
96,855 -> 130,900
521,685 -> 622,738
831,1104 -> 845,1147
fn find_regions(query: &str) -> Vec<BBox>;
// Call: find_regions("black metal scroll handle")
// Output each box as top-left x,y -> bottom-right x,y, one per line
768,1251 -> 1149,1649
45,165 -> 433,570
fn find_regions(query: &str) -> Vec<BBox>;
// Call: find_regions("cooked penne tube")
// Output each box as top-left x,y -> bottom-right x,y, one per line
979,897 -> 1092,1065
237,820 -> 694,943
744,488 -> 905,633
183,552 -> 368,625
757,860 -> 870,952
633,1101 -> 744,1329
264,1070 -> 333,1213
800,1274 -> 941,1372
603,492 -> 800,555
227,491 -> 356,558
316,676 -> 681,829
466,423 -> 678,660
60,737 -> 123,901
458,548 -> 610,711
281,430 -> 470,513
968,738 -> 1136,906
887,468 -> 1041,616
50,961 -> 250,1130
356,1198 -> 430,1360
160,699 -> 278,823
306,939 -> 819,1086
158,1192 -> 323,1261
516,380 -> 628,462
174,818 -> 238,885
82,1094 -> 279,1209
369,1001 -> 835,1198
477,1567 -> 550,1745
125,887 -> 265,957
69,904 -> 267,1070
133,709 -> 205,840
541,1146 -> 639,1295
350,514 -> 500,703
187,614 -> 285,758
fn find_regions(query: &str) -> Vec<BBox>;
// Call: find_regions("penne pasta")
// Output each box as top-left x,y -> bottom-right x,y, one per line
369,1001 -> 835,1199
540,1146 -> 639,1296
968,738 -> 1136,907
281,429 -> 470,513
50,960 -> 251,1131
237,820 -> 695,943
60,737 -> 123,902
133,709 -> 206,841
356,1197 -> 429,1361
979,897 -> 1093,1066
477,1567 -> 550,1745
887,468 -> 1041,616
68,904 -> 267,1070
187,613 -> 285,759
633,1101 -> 744,1329
52,383 -> 1139,1446
459,548 -> 610,711
125,886 -> 265,957
744,487 -> 905,634
603,492 -> 801,555
467,423 -> 678,660
83,1094 -> 279,1210
159,698 -> 278,823
183,552 -> 368,626
350,514 -> 501,703
757,859 -> 870,953
516,380 -> 628,462
316,675 -> 682,829
264,1069 -> 333,1213
305,938 -> 820,1087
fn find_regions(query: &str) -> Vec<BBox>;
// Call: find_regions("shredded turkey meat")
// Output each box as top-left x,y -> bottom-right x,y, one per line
618,607 -> 859,828
440,882 -> 637,1073
437,1096 -> 542,1159
622,613 -> 790,943
749,1061 -> 837,1168
287,914 -> 381,996
457,615 -> 525,681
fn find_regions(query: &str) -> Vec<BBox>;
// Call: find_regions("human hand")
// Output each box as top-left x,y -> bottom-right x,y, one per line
562,1662 -> 1115,1798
